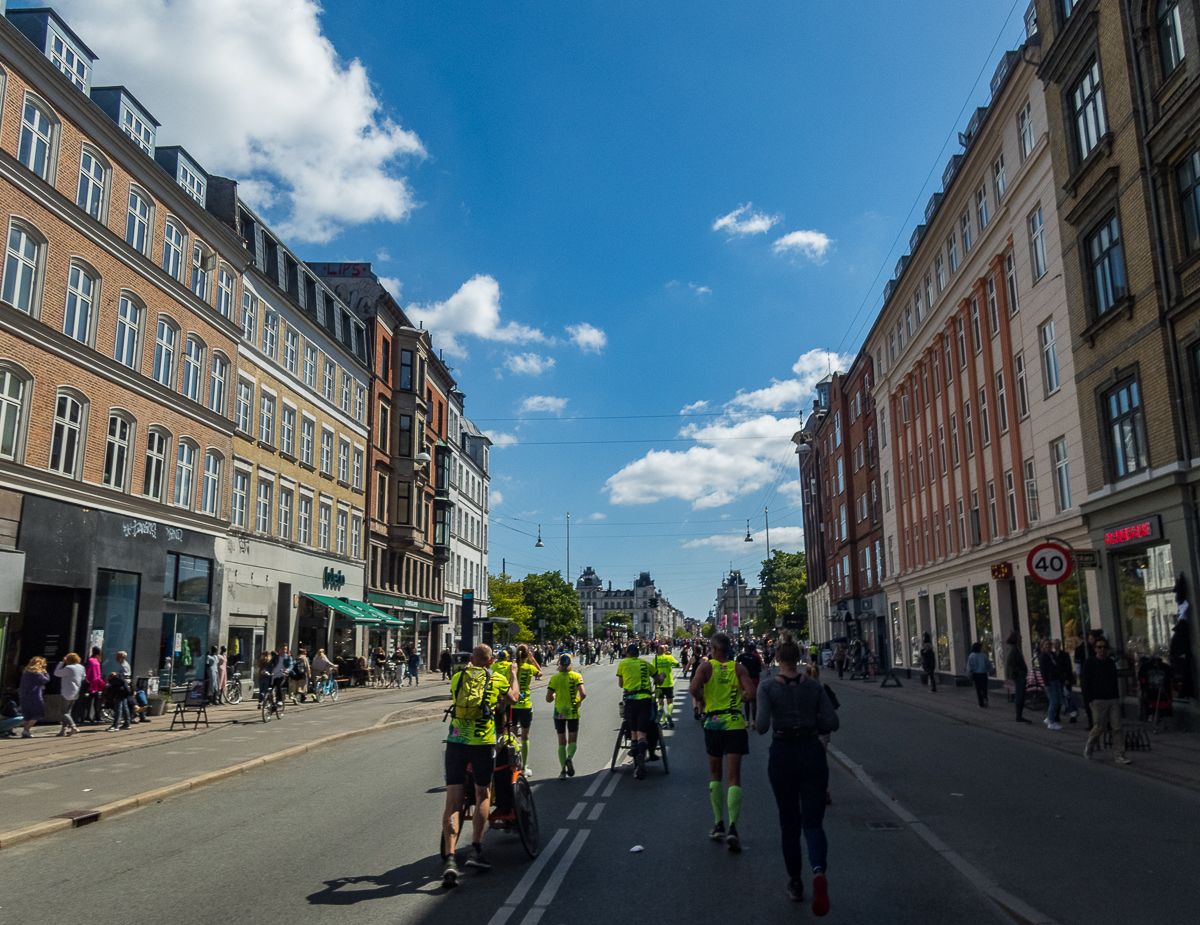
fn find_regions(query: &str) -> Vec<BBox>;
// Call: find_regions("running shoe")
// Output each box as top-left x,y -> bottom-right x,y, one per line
1047,723 -> 1063,730
647,751 -> 660,762
1114,755 -> 1132,765
565,757 -> 575,777
726,824 -> 741,853
465,845 -> 491,870
634,766 -> 646,780
786,879 -> 804,902
811,872 -> 830,916
441,856 -> 459,889
559,768 -> 568,780
709,821 -> 726,841
1084,745 -> 1093,759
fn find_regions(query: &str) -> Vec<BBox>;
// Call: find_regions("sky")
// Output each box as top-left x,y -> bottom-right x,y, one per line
31,0 -> 1031,623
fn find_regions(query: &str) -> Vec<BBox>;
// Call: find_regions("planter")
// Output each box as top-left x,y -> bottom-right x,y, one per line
147,698 -> 170,716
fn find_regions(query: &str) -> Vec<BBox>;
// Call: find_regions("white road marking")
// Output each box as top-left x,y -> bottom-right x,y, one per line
534,829 -> 590,907
583,774 -> 604,798
502,827 -> 569,907
519,910 -> 545,925
831,747 -> 1061,925
567,802 -> 586,820
587,802 -> 605,820
486,906 -> 516,925
602,772 -> 620,798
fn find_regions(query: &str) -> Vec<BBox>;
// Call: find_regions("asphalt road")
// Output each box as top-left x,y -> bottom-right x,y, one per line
2,659 -> 1188,924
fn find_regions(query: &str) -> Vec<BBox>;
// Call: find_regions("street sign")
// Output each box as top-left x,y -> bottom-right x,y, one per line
1075,550 -> 1099,569
775,619 -> 783,628
538,619 -> 545,627
1026,542 -> 1074,585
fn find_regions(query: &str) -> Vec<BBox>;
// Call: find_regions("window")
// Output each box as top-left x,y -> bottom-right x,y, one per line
1179,152 -> 1200,255
997,371 -> 1009,433
1158,1 -> 1186,77
143,430 -> 167,500
279,406 -> 295,456
102,415 -> 130,490
63,263 -> 95,343
835,411 -> 842,446
1040,320 -> 1061,393
901,393 -> 909,423
190,243 -> 211,300
839,504 -> 847,540
201,452 -> 221,516
3,224 -> 41,314
178,163 -> 205,205
262,312 -> 277,358
122,108 -> 154,154
1018,102 -> 1035,160
216,267 -> 235,318
993,154 -> 1006,202
173,442 -> 195,508
948,233 -> 959,273
951,414 -> 960,466
970,299 -> 982,352
113,296 -> 143,369
77,148 -> 106,219
1016,352 -> 1030,418
956,316 -> 966,366
318,504 -> 331,549
355,385 -> 365,422
936,255 -> 945,291
1006,253 -> 1019,315
283,328 -> 298,375
241,290 -> 257,341
208,355 -> 227,415
298,496 -> 312,544
182,337 -> 203,402
377,473 -> 388,520
300,419 -> 314,465
924,274 -> 934,312
256,479 -> 273,533
1073,61 -> 1108,160
1106,380 -> 1149,478
1053,438 -> 1072,511
378,404 -> 390,452
938,424 -> 947,472
1005,472 -> 1018,534
259,393 -> 275,445
49,33 -> 89,90
1030,207 -> 1048,280
987,278 -> 999,336
303,345 -> 317,387
399,414 -> 412,456
972,490 -> 983,546
976,186 -> 989,231
341,373 -> 351,413
883,472 -> 891,511
0,369 -> 27,462
235,380 -> 253,433
125,190 -> 151,254
18,99 -> 54,180
278,489 -> 292,540
905,307 -> 914,339
1025,458 -> 1041,522
338,440 -> 349,483
231,471 -> 248,527
945,341 -> 954,383
162,222 -> 185,280
351,516 -> 362,558
320,430 -> 333,474
836,457 -> 845,494
323,360 -> 335,400
153,318 -> 177,387
964,400 -> 975,456
958,499 -> 967,549
400,349 -> 414,389
353,447 -> 363,489
979,387 -> 990,446
337,510 -> 348,554
961,212 -> 973,254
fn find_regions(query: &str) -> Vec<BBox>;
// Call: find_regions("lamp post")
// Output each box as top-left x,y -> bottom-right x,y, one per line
566,512 -> 571,583
765,506 -> 772,557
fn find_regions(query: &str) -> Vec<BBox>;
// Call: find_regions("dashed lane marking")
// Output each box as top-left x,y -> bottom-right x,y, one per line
534,829 -> 590,907
518,911 -> 545,925
601,772 -> 620,798
586,802 -> 605,821
566,802 -> 586,820
501,827 -> 570,908
583,774 -> 604,798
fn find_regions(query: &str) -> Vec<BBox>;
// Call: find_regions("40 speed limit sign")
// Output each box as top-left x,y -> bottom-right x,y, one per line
1026,542 -> 1074,585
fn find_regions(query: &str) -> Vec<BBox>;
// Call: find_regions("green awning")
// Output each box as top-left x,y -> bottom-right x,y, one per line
304,594 -> 407,627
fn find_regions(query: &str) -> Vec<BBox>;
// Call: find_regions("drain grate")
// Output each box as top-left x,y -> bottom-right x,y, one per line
866,821 -> 902,831
55,810 -> 101,827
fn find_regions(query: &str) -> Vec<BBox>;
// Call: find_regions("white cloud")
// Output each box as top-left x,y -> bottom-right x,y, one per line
484,431 -> 518,448
504,353 -> 556,376
713,203 -> 781,237
689,283 -> 712,295
491,490 -> 504,506
725,349 -> 852,412
772,229 -> 834,262
376,248 -> 392,263
683,526 -> 805,551
520,395 -> 569,414
377,276 -> 403,299
680,400 -> 709,415
406,275 -> 546,358
51,0 -> 426,244
566,323 -> 608,354
588,512 -> 606,520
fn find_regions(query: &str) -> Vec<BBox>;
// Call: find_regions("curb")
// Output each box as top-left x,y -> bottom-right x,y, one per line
0,708 -> 444,852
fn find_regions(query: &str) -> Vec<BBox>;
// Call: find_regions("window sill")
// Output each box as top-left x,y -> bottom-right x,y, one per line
1081,295 -> 1134,347
279,451 -> 297,465
257,440 -> 276,453
298,461 -> 315,472
319,471 -> 333,481
1063,134 -> 1115,201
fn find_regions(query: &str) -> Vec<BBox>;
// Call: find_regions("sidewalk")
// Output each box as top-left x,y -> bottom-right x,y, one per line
828,671 -> 1200,794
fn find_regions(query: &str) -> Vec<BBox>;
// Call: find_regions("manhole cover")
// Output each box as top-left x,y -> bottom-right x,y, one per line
866,821 -> 902,831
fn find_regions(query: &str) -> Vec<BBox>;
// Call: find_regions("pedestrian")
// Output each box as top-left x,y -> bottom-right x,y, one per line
1005,631 -> 1031,723
966,642 -> 991,707
737,642 -> 764,726
216,646 -> 228,704
83,646 -> 104,723
439,648 -> 453,680
756,637 -> 837,915
54,653 -> 86,736
407,645 -> 421,686
1052,639 -> 1080,723
205,646 -> 219,703
920,633 -> 938,692
1076,629 -> 1103,729
104,672 -> 132,730
113,650 -> 136,723
290,647 -> 311,703
1083,636 -> 1131,764
833,641 -> 847,680
1170,613 -> 1195,700
1037,638 -> 1064,729
19,657 -> 50,738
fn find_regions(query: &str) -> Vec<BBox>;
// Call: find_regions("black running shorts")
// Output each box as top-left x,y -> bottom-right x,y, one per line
511,707 -> 533,729
704,727 -> 750,758
624,697 -> 654,734
444,741 -> 494,787
553,715 -> 580,734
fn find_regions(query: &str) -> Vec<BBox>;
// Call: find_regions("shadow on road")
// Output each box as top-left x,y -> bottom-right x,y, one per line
307,856 -> 444,903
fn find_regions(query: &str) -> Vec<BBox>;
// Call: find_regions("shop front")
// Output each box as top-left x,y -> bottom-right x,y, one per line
301,593 -> 402,667
366,590 -> 445,665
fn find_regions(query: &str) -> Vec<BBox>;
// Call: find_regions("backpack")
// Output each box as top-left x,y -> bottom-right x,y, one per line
449,665 -> 493,723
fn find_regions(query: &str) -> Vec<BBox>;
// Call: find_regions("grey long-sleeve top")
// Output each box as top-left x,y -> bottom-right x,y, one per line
755,673 -> 839,738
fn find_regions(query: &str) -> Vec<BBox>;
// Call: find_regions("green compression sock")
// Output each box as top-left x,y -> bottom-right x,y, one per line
728,785 -> 743,825
557,744 -> 567,768
566,742 -> 577,759
521,740 -> 529,766
665,702 -> 673,718
709,781 -> 725,825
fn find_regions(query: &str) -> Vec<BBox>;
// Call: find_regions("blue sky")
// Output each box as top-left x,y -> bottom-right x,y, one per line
42,0 -> 1029,622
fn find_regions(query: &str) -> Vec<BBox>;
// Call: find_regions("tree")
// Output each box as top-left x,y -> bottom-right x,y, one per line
758,550 -> 808,636
604,611 -> 633,637
701,622 -> 716,639
488,572 -> 534,642
672,625 -> 688,640
522,571 -> 582,641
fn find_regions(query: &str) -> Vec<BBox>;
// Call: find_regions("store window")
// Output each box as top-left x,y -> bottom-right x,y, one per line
1056,576 -> 1090,643
165,553 -> 211,604
1024,576 -> 1051,651
93,569 -> 139,677
973,584 -> 994,671
933,592 -> 950,671
905,599 -> 919,668
159,612 -> 209,689
1114,543 -> 1175,659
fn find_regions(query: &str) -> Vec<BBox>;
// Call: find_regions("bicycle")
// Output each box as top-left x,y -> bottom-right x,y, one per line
224,671 -> 243,705
312,674 -> 339,703
611,695 -> 669,774
261,682 -> 286,722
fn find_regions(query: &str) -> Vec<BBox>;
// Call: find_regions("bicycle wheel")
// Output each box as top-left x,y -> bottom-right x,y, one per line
514,774 -> 541,857
227,679 -> 243,705
313,682 -> 325,704
276,693 -> 285,718
330,679 -> 339,702
261,694 -> 272,723
611,723 -> 626,771
657,724 -> 669,774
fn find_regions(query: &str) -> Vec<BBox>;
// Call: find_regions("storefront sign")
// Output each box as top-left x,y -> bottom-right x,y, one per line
1103,517 -> 1161,549
322,567 -> 345,590
1075,550 -> 1099,569
991,562 -> 1013,580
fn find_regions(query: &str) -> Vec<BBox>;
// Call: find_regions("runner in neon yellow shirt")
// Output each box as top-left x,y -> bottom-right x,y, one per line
511,644 -> 542,776
653,644 -> 680,729
545,654 -> 587,779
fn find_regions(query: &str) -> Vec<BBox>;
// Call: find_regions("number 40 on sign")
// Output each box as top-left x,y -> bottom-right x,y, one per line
1026,542 -> 1074,585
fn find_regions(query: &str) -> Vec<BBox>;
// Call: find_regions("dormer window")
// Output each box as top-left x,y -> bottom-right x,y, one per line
123,109 -> 154,155
49,33 -> 89,91
179,162 -> 205,205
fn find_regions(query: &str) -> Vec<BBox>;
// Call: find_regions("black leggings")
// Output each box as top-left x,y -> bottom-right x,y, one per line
970,672 -> 988,705
767,737 -> 829,877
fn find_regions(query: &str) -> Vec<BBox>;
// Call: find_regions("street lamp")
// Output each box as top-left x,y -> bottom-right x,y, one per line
566,511 -> 570,582
765,506 -> 771,557
535,525 -> 544,548
744,519 -> 753,542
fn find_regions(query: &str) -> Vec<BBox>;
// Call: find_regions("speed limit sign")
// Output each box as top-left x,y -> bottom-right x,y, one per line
1027,542 -> 1074,585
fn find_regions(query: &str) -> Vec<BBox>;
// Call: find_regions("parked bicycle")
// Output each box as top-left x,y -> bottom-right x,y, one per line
225,670 -> 243,705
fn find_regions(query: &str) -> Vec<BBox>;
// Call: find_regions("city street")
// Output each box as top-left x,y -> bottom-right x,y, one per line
3,661 -> 1195,924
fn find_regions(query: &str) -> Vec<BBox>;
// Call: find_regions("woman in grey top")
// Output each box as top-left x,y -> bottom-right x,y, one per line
756,638 -> 838,915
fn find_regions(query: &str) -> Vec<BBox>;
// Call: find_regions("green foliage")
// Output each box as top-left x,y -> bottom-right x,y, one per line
521,571 -> 583,640
672,625 -> 688,640
701,622 -> 715,639
603,611 -> 633,636
758,550 -> 808,636
488,573 -> 534,642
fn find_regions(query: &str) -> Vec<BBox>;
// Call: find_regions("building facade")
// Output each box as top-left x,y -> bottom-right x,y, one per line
714,571 -> 760,636
576,568 -> 679,638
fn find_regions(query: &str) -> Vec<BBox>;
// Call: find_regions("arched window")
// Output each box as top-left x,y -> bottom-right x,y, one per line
208,352 -> 228,415
114,293 -> 142,368
49,389 -> 86,477
102,412 -> 133,491
18,96 -> 56,180
162,220 -> 185,279
173,439 -> 197,507
143,428 -> 169,501
125,187 -> 152,255
63,260 -> 98,344
190,241 -> 212,300
76,146 -> 109,221
201,450 -> 221,516
1158,0 -> 1186,76
0,364 -> 31,463
153,316 -> 178,387
2,220 -> 44,315
182,335 -> 204,401
216,265 -> 235,318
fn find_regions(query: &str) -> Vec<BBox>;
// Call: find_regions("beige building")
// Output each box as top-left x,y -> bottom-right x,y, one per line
866,35 -> 1093,678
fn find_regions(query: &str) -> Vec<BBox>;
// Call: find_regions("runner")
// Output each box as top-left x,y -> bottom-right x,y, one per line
511,644 -> 542,776
689,633 -> 753,851
653,644 -> 680,729
737,642 -> 764,727
545,654 -> 586,779
441,644 -> 520,889
616,643 -> 655,779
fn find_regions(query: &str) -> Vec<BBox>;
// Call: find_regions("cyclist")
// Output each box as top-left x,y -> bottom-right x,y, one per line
441,644 -> 520,888
512,645 -> 542,776
616,644 -> 656,779
689,632 -> 753,852
653,644 -> 680,729
545,654 -> 586,778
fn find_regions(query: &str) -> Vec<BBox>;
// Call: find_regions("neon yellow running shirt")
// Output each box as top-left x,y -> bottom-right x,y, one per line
547,670 -> 584,719
653,654 -> 679,688
617,657 -> 653,699
703,659 -> 744,730
517,662 -> 538,708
